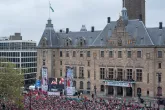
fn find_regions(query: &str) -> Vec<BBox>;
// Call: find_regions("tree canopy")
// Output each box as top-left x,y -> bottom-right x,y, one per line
0,59 -> 24,108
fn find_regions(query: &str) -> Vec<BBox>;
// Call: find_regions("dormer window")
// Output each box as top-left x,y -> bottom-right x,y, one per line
65,38 -> 72,46
79,37 -> 86,46
118,38 -> 122,46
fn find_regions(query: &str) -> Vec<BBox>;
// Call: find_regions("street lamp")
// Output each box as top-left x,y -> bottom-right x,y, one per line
94,85 -> 97,95
29,90 -> 32,110
156,72 -> 162,110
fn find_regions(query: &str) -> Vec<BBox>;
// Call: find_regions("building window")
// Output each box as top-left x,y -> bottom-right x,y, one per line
136,69 -> 142,82
60,51 -> 63,57
79,67 -> 84,78
87,61 -> 90,66
60,61 -> 62,65
147,90 -> 149,96
80,51 -> 83,57
73,67 -> 77,78
73,51 -> 76,57
158,74 -> 161,83
109,51 -> 113,58
73,81 -> 76,88
127,69 -> 132,80
43,60 -> 45,65
87,70 -> 90,78
158,51 -> 162,58
43,51 -> 45,57
100,51 -> 104,57
87,51 -> 90,57
117,69 -> 123,80
108,68 -> 113,80
147,73 -> 149,83
158,63 -> 162,69
60,69 -> 62,77
127,51 -> 132,58
87,81 -> 91,89
100,85 -> 104,92
137,51 -> 142,58
53,51 -> 55,57
66,51 -> 69,57
100,68 -> 105,79
118,51 -> 122,58
80,81 -> 83,89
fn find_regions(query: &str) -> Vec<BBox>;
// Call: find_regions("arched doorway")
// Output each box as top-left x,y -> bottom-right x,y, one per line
157,87 -> 162,96
137,88 -> 141,97
108,86 -> 114,95
117,87 -> 123,96
126,87 -> 132,96
117,87 -> 123,95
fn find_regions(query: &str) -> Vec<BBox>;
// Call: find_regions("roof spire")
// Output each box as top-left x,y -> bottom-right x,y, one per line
46,19 -> 53,28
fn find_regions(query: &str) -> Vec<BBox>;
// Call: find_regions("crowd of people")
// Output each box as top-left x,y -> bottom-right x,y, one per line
23,90 -> 160,110
0,90 -> 163,110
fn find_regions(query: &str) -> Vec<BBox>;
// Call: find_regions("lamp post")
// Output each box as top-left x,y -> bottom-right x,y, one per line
156,72 -> 162,110
29,90 -> 31,110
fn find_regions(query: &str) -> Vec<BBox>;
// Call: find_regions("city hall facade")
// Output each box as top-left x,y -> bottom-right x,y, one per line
37,2 -> 165,97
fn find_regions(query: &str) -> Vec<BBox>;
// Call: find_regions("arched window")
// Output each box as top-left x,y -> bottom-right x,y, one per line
73,80 -> 76,88
137,88 -> 141,94
100,85 -> 104,92
157,87 -> 162,96
87,81 -> 91,89
80,81 -> 83,89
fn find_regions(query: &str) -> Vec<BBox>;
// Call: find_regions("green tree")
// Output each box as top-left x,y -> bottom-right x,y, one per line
0,59 -> 24,108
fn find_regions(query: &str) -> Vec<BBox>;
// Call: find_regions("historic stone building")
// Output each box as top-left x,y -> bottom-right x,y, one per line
123,0 -> 145,24
37,6 -> 165,97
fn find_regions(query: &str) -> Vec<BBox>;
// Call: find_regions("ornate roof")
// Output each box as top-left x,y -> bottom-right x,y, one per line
38,18 -> 164,48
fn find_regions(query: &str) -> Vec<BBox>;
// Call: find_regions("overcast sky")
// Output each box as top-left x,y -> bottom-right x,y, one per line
0,0 -> 164,44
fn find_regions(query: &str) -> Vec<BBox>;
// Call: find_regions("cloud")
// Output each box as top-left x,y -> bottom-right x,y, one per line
0,0 -> 164,44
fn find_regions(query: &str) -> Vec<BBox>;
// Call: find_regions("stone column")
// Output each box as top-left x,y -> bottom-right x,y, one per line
123,87 -> 126,97
132,84 -> 135,97
104,85 -> 107,96
113,86 -> 117,97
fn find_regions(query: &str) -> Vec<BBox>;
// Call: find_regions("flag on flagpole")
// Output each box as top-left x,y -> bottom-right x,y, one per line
49,3 -> 54,12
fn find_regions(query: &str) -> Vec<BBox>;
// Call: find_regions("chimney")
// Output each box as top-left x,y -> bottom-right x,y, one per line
139,14 -> 142,21
66,28 -> 69,33
107,17 -> 111,23
60,29 -> 62,33
91,26 -> 94,32
159,22 -> 163,29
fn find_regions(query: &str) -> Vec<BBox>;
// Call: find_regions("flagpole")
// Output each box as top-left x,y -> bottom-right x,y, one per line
49,1 -> 50,19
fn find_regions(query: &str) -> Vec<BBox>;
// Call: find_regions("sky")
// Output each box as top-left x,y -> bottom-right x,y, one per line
0,0 -> 164,44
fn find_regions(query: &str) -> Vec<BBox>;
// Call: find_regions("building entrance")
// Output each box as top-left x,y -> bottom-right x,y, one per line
108,86 -> 113,95
117,87 -> 123,95
126,87 -> 132,96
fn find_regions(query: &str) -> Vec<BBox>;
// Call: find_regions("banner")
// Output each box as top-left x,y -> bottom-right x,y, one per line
104,81 -> 132,87
48,92 -> 60,96
66,68 -> 73,87
67,87 -> 75,96
35,80 -> 41,88
42,67 -> 48,91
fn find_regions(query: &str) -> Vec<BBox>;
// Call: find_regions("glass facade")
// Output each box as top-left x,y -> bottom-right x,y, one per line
0,40 -> 37,87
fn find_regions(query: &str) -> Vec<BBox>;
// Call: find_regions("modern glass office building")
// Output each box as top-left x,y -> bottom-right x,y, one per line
0,33 -> 37,87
